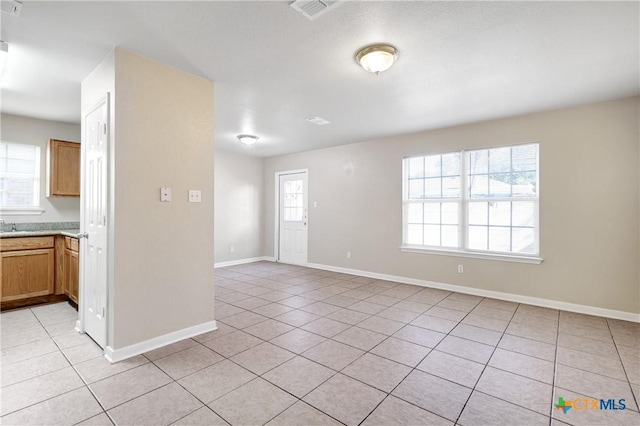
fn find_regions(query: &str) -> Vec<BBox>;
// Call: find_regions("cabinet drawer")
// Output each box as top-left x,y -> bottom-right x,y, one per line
64,237 -> 79,252
0,237 -> 55,252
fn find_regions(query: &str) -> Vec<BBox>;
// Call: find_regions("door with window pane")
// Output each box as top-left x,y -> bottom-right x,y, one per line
278,171 -> 308,265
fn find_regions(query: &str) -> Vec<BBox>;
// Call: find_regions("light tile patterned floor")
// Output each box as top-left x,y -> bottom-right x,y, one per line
1,261 -> 639,425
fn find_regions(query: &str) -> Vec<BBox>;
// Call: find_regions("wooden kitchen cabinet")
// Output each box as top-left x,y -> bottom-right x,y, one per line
46,139 -> 80,197
63,237 -> 79,303
0,237 -> 55,302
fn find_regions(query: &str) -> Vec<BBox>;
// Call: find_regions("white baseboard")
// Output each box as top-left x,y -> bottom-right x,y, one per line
214,256 -> 275,269
306,262 -> 640,323
104,320 -> 217,363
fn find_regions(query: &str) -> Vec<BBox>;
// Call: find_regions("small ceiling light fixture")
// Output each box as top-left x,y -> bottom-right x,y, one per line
237,134 -> 259,146
355,44 -> 398,74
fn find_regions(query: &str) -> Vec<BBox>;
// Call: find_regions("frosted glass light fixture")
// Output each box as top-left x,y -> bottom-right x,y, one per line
237,134 -> 259,146
355,44 -> 398,74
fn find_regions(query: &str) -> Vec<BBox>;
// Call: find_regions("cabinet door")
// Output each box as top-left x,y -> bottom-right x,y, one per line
63,249 -> 71,297
64,248 -> 79,304
1,249 -> 55,302
70,250 -> 79,303
47,139 -> 80,197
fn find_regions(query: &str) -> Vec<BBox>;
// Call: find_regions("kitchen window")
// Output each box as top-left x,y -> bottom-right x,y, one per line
0,142 -> 42,212
402,143 -> 541,263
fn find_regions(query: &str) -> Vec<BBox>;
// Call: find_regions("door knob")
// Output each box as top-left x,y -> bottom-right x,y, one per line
77,232 -> 89,239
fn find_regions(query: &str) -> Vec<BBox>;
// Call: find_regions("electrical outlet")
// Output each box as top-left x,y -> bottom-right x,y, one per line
230,246 -> 235,253
457,265 -> 464,274
347,251 -> 351,259
188,190 -> 202,203
160,187 -> 171,202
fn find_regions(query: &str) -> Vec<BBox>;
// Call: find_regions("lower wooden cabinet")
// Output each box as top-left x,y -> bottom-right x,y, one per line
0,237 -> 55,302
63,237 -> 80,303
0,235 -> 80,307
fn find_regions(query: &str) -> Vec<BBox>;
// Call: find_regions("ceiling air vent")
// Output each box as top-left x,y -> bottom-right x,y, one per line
1,0 -> 22,17
306,116 -> 331,126
289,0 -> 342,21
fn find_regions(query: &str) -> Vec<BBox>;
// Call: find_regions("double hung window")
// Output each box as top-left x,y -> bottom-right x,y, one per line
402,143 -> 539,260
0,142 -> 41,209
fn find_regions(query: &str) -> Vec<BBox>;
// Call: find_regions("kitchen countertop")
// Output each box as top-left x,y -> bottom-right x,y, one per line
0,229 -> 81,239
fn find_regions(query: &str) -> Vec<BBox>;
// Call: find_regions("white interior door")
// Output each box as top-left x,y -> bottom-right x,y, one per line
278,171 -> 308,265
81,95 -> 109,348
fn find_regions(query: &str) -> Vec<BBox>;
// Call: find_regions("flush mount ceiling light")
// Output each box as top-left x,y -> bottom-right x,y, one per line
237,134 -> 259,146
355,44 -> 398,74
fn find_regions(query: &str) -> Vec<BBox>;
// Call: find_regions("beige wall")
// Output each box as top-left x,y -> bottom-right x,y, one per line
214,149 -> 264,264
113,49 -> 215,348
0,113 -> 81,223
264,97 -> 640,315
83,48 -> 216,349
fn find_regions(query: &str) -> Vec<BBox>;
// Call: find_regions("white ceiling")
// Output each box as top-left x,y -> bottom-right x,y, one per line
1,1 -> 638,157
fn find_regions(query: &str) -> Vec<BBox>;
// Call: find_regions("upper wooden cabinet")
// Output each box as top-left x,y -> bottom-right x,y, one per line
47,139 -> 80,197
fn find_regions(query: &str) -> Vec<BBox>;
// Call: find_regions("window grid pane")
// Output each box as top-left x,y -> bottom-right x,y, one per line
465,143 -> 538,254
404,143 -> 538,256
467,200 -> 536,253
467,144 -> 538,200
403,152 -> 461,249
0,142 -> 40,208
283,179 -> 303,222
404,200 -> 461,249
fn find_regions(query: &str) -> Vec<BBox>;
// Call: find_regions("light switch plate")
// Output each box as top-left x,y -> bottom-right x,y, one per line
160,187 -> 171,202
188,190 -> 202,203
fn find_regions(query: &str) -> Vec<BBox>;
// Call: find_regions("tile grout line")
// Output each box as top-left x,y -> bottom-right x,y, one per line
550,307 -> 561,426
193,326 -> 347,424
216,270 -> 448,424
149,312 -> 347,425
356,296 -> 491,425
355,320 -> 459,425
1,304 -> 109,423
5,263 -> 637,425
551,317 -> 640,414
450,300 -> 519,425
224,269 -> 557,423
170,377 -> 233,426
38,307 -> 117,425
605,318 -> 640,412
222,277 -> 640,424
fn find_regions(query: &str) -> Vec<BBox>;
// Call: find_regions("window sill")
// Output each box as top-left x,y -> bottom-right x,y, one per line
400,245 -> 543,264
0,208 -> 45,216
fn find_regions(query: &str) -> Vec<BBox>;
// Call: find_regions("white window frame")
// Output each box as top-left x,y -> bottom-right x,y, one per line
401,143 -> 542,264
0,142 -> 44,215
